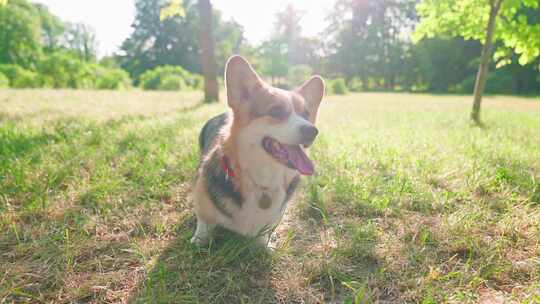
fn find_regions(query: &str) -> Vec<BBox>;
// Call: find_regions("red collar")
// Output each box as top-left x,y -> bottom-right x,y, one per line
220,155 -> 236,178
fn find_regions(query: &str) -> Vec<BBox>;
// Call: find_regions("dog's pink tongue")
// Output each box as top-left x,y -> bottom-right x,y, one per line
284,145 -> 314,175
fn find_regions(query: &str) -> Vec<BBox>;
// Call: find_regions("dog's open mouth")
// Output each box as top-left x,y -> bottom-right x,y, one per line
262,137 -> 314,176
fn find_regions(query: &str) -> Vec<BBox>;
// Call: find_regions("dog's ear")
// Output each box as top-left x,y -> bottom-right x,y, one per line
225,55 -> 261,110
296,76 -> 325,121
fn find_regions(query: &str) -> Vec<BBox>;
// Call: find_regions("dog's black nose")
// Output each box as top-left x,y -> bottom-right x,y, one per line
300,125 -> 318,145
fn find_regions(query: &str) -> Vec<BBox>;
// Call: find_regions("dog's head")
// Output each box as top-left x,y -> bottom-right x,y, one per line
225,55 -> 324,176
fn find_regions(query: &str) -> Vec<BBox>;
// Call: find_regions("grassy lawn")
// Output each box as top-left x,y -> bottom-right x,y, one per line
1,90 -> 539,303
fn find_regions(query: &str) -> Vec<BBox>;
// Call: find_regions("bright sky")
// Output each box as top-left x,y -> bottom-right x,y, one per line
32,0 -> 335,57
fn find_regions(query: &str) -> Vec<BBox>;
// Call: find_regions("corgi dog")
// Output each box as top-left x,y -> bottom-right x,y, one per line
191,55 -> 324,246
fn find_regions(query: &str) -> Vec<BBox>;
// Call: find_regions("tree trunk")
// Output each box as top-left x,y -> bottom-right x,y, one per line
471,0 -> 502,124
198,0 -> 219,103
361,72 -> 368,91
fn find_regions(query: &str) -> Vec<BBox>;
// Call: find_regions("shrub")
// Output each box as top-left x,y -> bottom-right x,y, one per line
95,68 -> 132,90
139,65 -> 201,91
0,72 -> 8,88
457,70 -> 515,95
0,64 -> 40,88
36,52 -> 132,90
328,78 -> 349,95
456,76 -> 475,94
158,75 -> 186,91
348,77 -> 364,92
484,72 -> 515,94
190,74 -> 204,90
37,51 -> 94,89
288,65 -> 313,87
0,54 -> 132,90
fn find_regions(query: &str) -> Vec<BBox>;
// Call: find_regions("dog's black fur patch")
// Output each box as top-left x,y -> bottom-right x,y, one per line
283,175 -> 300,210
203,152 -> 244,218
199,112 -> 229,156
200,113 -> 243,218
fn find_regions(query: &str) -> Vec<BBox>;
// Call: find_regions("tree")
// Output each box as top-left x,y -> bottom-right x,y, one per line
121,0 -> 242,89
0,0 -> 43,69
34,3 -> 64,51
326,0 -> 417,90
257,4 -> 323,87
258,38 -> 289,86
63,23 -> 98,61
274,4 -> 304,65
198,0 -> 219,102
214,17 -> 243,74
36,50 -> 94,88
120,0 -> 201,81
157,0 -> 220,101
0,0 -> 100,68
414,0 -> 540,124
411,38 -> 481,92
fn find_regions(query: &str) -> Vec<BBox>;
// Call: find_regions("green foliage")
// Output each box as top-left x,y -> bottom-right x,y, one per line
0,0 -> 537,95
34,3 -> 64,50
412,38 -> 481,92
0,0 -> 128,90
34,51 -> 132,89
98,56 -> 120,69
139,65 -> 200,91
160,0 -> 185,21
0,0 -> 43,69
0,72 -> 8,88
287,65 -> 313,87
63,23 -> 98,61
0,64 -> 39,88
347,78 -> 364,92
328,78 -> 349,95
214,18 -> 244,73
328,0 -> 417,90
414,0 -> 540,66
120,0 -> 243,80
95,67 -> 132,90
187,74 -> 203,90
158,75 -> 186,91
458,70 -> 515,94
257,38 -> 289,80
0,51 -> 132,90
37,51 -> 95,89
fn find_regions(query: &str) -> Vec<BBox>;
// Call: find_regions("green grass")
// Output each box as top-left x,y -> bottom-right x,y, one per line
1,90 -> 539,303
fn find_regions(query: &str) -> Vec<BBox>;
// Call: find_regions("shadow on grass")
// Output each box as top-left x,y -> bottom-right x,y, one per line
0,115 -> 148,163
0,122 -> 59,162
128,222 -> 277,303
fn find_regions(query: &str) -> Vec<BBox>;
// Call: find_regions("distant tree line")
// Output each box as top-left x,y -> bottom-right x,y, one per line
0,0 -> 538,97
0,0 -> 132,89
117,0 -> 539,96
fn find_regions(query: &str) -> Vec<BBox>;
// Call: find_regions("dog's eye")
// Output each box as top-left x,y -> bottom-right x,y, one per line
268,105 -> 288,120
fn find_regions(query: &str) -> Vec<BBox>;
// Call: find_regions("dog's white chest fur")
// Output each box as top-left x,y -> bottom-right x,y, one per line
222,150 -> 296,236
225,185 -> 287,236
